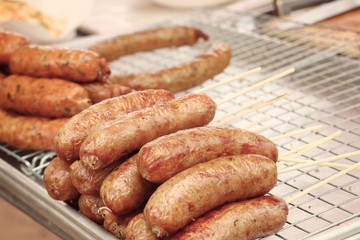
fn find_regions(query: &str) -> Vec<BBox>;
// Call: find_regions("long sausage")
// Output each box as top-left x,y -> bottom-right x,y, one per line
172,196 -> 288,240
0,30 -> 29,64
81,82 -> 135,103
78,194 -> 105,224
88,25 -> 209,62
100,154 -> 157,215
80,93 -> 216,170
54,89 -> 175,162
0,108 -> 67,150
144,154 -> 277,237
0,75 -> 92,118
9,45 -> 110,82
137,126 -> 278,183
126,213 -> 158,240
109,42 -> 231,92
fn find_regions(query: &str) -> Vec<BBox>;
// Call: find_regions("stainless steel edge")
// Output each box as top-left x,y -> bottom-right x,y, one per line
0,159 -> 116,240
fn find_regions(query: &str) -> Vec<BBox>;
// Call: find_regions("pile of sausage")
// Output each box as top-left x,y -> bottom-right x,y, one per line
0,25 -> 230,151
43,88 -> 288,240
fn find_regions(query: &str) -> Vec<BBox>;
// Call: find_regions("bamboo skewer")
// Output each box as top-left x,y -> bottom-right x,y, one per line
270,125 -> 323,141
279,157 -> 360,170
285,161 -> 360,204
244,114 -> 271,129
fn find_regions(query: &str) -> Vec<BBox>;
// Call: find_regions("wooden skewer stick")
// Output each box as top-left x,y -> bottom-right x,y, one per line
279,150 -> 360,174
244,114 -> 271,129
251,124 -> 273,133
270,125 -> 323,141
279,157 -> 360,170
285,161 -> 360,204
194,67 -> 262,93
216,67 -> 295,106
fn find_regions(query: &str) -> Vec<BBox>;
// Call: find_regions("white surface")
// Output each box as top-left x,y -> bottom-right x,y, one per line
151,0 -> 236,9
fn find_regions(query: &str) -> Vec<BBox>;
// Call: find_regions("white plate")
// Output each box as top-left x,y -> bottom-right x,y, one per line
151,0 -> 236,9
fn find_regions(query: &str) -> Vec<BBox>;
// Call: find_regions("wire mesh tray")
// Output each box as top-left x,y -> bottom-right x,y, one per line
1,8 -> 359,240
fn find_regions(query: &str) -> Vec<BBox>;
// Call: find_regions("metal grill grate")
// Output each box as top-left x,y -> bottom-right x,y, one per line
1,8 -> 359,240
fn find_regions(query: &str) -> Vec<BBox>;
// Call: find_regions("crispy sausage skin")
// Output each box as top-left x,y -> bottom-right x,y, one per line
172,196 -> 288,240
43,157 -> 79,201
80,93 -> 216,170
109,42 -> 231,93
54,89 -> 175,162
144,154 -> 277,237
9,45 -> 110,82
137,126 -> 278,183
0,108 -> 67,150
82,82 -> 135,103
0,75 -> 92,118
0,30 -> 29,64
126,213 -> 158,240
100,155 -> 157,215
88,25 -> 209,62
78,194 -> 105,224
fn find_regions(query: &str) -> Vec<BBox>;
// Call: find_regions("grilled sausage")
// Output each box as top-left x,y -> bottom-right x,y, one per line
0,30 -> 29,64
43,157 -> 79,201
137,126 -> 278,183
100,155 -> 157,215
172,196 -> 288,240
88,25 -> 209,62
78,194 -> 105,224
54,89 -> 175,162
109,42 -> 231,92
82,82 -> 135,103
80,93 -> 216,170
0,75 -> 92,118
0,108 -> 67,150
126,213 -> 158,240
9,45 -> 110,82
144,154 -> 277,237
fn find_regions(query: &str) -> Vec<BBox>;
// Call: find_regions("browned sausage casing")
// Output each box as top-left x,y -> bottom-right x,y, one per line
0,108 -> 67,150
78,194 -> 105,224
172,196 -> 288,240
54,89 -> 175,162
82,82 -> 135,103
0,30 -> 29,64
144,154 -> 277,237
109,42 -> 231,93
9,45 -> 110,82
137,126 -> 278,183
126,213 -> 158,240
88,25 -> 209,62
100,155 -> 157,215
0,75 -> 92,118
80,93 -> 216,170
43,157 -> 79,201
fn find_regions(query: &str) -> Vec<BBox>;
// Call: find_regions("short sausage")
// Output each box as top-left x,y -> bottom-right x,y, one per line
78,194 -> 105,224
81,82 -> 135,103
0,30 -> 29,64
126,213 -> 158,240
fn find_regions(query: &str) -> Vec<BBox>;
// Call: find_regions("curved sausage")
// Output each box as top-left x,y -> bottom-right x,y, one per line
126,213 -> 158,240
54,89 -> 175,162
172,196 -> 288,240
109,42 -> 231,92
78,194 -> 105,224
100,155 -> 157,215
9,45 -> 110,82
137,126 -> 278,183
144,154 -> 277,237
80,93 -> 216,170
0,75 -> 92,118
0,108 -> 67,150
0,30 -> 29,64
43,157 -> 79,201
82,82 -> 135,103
88,25 -> 209,61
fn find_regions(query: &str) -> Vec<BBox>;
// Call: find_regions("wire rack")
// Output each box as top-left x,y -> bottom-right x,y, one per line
1,8 -> 359,240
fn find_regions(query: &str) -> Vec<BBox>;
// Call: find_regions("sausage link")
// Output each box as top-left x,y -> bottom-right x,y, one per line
0,30 -> 29,64
82,82 -> 135,103
137,126 -> 278,183
54,89 -> 175,162
9,45 -> 110,82
0,108 -> 67,150
126,213 -> 158,240
78,194 -> 105,224
88,25 -> 209,61
0,75 -> 92,118
80,93 -> 216,170
109,42 -> 231,93
172,196 -> 288,240
43,157 -> 79,201
100,155 -> 157,215
144,154 -> 277,237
